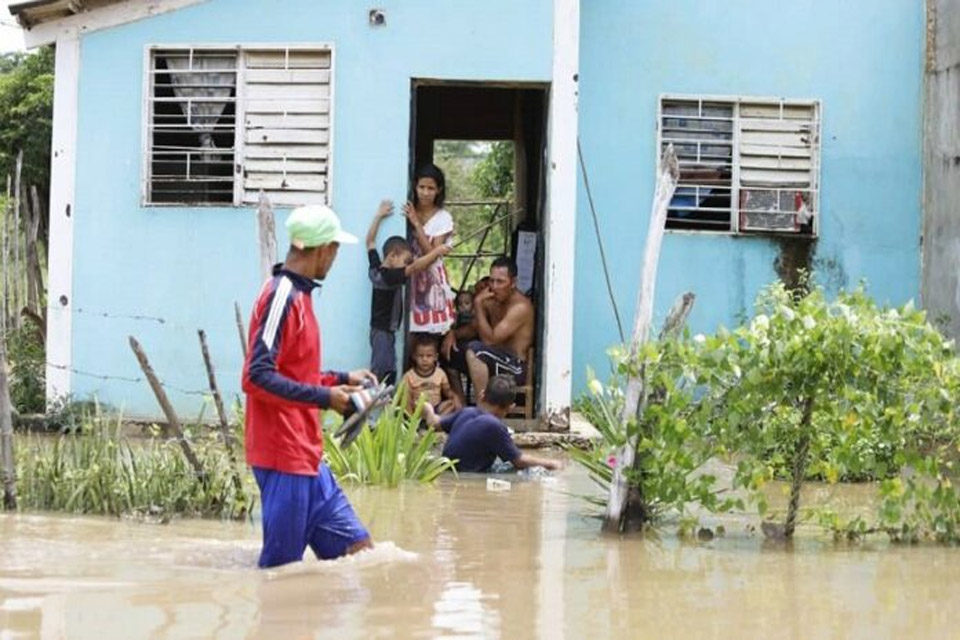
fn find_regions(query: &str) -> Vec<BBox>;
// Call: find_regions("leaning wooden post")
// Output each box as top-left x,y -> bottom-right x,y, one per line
0,330 -> 17,509
257,190 -> 277,282
128,336 -> 205,480
198,329 -> 236,449
197,329 -> 245,498
234,301 -> 248,359
602,144 -> 680,533
1,175 -> 9,335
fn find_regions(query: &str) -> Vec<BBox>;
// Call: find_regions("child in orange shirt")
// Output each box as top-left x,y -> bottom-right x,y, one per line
402,334 -> 459,416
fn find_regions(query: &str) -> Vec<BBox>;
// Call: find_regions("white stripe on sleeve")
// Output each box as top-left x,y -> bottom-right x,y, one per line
262,276 -> 293,350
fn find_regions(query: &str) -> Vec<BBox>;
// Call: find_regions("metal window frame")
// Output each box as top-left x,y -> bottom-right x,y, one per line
657,93 -> 821,237
141,43 -> 335,208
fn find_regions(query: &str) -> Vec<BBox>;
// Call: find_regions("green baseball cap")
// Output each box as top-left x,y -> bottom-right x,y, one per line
285,204 -> 358,249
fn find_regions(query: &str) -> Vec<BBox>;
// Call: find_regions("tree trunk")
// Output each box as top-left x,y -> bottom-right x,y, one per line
0,330 -> 17,509
11,151 -> 22,330
603,145 -> 679,533
257,191 -> 277,282
2,175 -> 9,334
27,185 -> 44,315
784,395 -> 815,538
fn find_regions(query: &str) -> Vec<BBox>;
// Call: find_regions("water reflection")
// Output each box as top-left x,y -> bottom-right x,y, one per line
1,469 -> 960,638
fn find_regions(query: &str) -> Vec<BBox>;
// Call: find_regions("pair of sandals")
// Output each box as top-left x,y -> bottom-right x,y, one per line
333,381 -> 396,448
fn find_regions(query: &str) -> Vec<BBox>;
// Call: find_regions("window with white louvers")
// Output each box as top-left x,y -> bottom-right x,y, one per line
658,95 -> 820,235
145,46 -> 332,207
240,49 -> 332,206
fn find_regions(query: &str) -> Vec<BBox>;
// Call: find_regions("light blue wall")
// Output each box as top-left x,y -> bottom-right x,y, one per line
70,0 -> 552,417
574,0 -> 924,392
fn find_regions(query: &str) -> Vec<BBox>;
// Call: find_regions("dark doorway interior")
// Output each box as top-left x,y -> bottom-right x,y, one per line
409,81 -> 549,418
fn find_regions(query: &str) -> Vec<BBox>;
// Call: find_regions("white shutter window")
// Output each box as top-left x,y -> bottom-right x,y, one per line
738,100 -> 819,233
658,95 -> 820,235
240,48 -> 332,206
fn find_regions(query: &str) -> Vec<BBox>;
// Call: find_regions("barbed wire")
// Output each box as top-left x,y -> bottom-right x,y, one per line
45,361 -> 225,397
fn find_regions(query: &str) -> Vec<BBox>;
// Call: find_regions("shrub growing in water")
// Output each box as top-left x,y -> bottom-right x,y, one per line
323,386 -> 456,487
688,282 -> 960,540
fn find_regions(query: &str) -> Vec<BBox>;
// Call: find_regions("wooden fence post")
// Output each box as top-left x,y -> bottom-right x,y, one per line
197,329 -> 245,498
0,330 -> 17,510
11,151 -> 22,330
128,336 -> 205,479
602,144 -> 679,533
257,191 -> 277,282
27,185 -> 44,316
234,301 -> 248,359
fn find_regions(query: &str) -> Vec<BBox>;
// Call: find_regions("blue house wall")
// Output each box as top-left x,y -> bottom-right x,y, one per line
573,0 -> 924,392
69,0 -> 553,417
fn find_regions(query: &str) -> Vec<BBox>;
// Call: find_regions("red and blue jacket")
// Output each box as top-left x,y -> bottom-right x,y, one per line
242,265 -> 347,475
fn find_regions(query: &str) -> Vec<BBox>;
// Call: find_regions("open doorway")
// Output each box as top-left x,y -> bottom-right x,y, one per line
409,81 -> 549,419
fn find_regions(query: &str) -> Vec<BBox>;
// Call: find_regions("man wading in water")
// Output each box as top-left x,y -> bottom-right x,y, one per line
242,205 -> 376,568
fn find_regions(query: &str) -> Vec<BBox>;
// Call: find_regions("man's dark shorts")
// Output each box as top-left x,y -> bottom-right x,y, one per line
447,340 -> 526,385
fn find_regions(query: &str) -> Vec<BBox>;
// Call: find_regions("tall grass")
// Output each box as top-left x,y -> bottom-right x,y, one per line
15,406 -> 254,519
323,387 -> 456,487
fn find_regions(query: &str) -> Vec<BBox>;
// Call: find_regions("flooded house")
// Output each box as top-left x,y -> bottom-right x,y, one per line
10,0 -> 926,420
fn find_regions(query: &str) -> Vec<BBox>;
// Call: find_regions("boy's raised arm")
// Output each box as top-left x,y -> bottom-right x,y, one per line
366,199 -> 393,250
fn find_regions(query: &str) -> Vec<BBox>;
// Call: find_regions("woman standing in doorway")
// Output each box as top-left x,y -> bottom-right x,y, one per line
405,163 -> 457,334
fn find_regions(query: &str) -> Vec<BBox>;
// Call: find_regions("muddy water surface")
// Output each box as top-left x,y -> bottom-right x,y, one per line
2,467 -> 959,639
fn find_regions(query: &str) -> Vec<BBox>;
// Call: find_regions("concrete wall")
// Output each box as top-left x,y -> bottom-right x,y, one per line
923,0 -> 960,337
69,0 -> 553,417
574,0 -> 925,392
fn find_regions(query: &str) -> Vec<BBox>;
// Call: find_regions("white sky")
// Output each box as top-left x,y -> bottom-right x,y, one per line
0,1 -> 26,53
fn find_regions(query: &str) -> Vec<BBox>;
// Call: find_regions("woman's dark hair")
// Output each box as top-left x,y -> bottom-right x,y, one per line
411,163 -> 446,208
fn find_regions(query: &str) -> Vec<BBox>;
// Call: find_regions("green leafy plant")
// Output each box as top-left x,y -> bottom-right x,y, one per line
323,386 -> 457,487
5,324 -> 45,414
689,281 -> 960,538
567,342 -> 739,528
15,403 -> 253,519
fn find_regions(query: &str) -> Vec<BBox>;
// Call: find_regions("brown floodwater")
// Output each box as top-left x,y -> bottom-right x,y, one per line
2,465 -> 959,639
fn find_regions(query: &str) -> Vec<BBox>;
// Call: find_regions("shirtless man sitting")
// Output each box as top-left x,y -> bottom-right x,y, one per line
444,256 -> 533,397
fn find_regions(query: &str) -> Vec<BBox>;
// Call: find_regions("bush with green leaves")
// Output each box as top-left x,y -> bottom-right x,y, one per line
5,323 -> 45,414
689,282 -> 960,539
567,340 -> 739,529
16,405 -> 253,519
323,387 -> 456,487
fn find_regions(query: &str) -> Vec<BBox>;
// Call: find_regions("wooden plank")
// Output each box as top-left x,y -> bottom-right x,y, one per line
243,145 -> 328,160
245,83 -> 329,101
740,143 -> 811,158
740,118 -> 813,133
244,128 -> 329,145
245,50 -> 331,69
245,98 -> 331,115
740,168 -> 811,186
245,174 -> 327,191
740,103 -> 815,119
243,158 -> 328,174
243,190 -> 326,206
245,113 -> 330,130
245,68 -> 331,84
741,130 -> 810,148
740,155 -> 812,170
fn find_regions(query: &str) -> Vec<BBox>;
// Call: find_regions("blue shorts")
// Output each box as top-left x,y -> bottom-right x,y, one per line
253,462 -> 370,568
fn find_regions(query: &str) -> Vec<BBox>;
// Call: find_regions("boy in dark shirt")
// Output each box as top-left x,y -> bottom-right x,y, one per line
367,200 -> 450,383
422,375 -> 560,473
